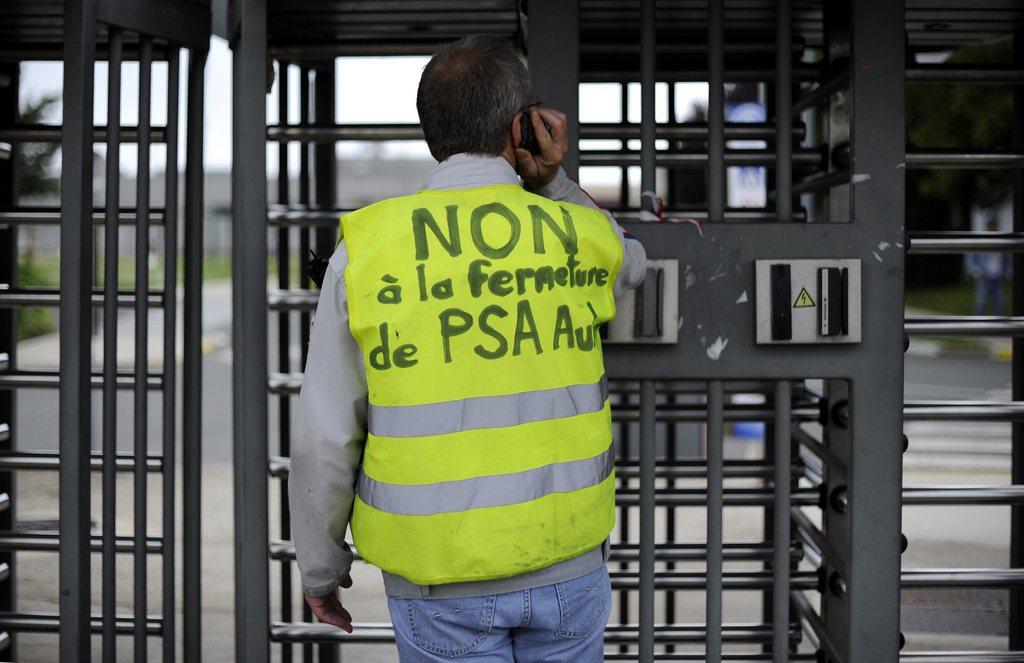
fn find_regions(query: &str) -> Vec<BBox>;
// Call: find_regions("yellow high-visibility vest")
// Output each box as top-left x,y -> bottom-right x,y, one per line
343,183 -> 623,586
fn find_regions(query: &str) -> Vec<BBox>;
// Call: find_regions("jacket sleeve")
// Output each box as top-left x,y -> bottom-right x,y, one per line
288,242 -> 368,597
531,167 -> 648,297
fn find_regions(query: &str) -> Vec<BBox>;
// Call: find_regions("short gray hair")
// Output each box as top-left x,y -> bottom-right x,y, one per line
417,35 -> 531,162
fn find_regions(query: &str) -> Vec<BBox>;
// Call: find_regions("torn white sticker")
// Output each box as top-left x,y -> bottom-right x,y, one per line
852,173 -> 871,184
878,241 -> 890,251
873,252 -> 883,262
707,336 -> 728,361
736,291 -> 749,304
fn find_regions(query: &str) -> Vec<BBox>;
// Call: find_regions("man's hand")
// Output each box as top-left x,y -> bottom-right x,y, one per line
305,574 -> 354,633
514,106 -> 568,189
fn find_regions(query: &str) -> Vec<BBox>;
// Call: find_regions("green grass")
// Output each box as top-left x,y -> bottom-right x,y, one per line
905,281 -> 1011,316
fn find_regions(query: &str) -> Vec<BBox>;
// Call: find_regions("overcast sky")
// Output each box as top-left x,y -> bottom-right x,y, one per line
19,36 -> 708,188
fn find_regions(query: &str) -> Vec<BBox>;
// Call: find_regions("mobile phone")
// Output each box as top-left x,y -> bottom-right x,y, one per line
519,102 -> 551,155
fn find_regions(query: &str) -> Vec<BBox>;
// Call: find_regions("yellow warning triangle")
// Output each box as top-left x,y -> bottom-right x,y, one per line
793,287 -> 815,308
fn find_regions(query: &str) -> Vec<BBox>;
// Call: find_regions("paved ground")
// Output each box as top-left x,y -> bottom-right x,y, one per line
8,283 -> 1017,660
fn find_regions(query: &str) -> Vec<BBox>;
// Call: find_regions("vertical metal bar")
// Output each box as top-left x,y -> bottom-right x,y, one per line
615,390 -> 630,655
705,381 -> 723,663
1011,25 -> 1024,650
638,379 -> 656,662
297,67 -> 314,662
639,0 -> 656,217
102,27 -> 123,663
0,58 -> 18,663
233,0 -> 271,658
183,46 -> 207,663
162,44 -> 180,663
134,36 -> 154,663
775,0 -> 792,222
846,0 -> 905,658
527,0 -> 580,178
59,0 -> 96,658
298,67 -> 312,374
773,381 -> 791,661
276,60 -> 295,663
619,83 -> 629,208
707,0 -> 725,222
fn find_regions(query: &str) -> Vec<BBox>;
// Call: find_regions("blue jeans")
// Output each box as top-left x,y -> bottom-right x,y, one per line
974,277 -> 1004,316
387,565 -> 611,662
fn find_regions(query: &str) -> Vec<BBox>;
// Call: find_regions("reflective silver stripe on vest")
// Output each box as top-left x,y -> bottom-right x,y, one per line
368,374 -> 609,438
357,443 -> 615,516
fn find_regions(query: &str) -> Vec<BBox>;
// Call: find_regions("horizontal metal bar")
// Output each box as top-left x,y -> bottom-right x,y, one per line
903,485 -> 1024,505
267,206 -> 352,227
908,231 -> 1024,253
268,289 -> 318,311
0,287 -> 164,308
0,371 -> 163,390
0,124 -> 167,143
905,316 -> 1024,336
904,401 -> 1024,421
907,64 -> 1024,83
268,538 -> 800,564
609,570 -> 818,591
902,569 -> 1024,588
267,124 -> 422,142
905,149 -> 1024,169
0,611 -> 161,635
611,208 -> 808,223
266,122 -> 808,143
794,427 -> 846,477
615,486 -> 820,507
0,450 -> 162,472
270,621 -> 800,644
791,506 -> 848,578
794,71 -> 850,113
792,590 -> 846,663
0,207 -> 166,226
900,653 -> 1024,662
792,168 -> 849,195
605,655 -> 817,662
579,148 -> 822,168
0,531 -> 162,553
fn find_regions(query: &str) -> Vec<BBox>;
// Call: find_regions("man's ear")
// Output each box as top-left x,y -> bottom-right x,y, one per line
511,111 -> 523,148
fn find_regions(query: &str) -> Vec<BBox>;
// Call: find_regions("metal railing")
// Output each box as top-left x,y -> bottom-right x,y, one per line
1,1 -> 209,660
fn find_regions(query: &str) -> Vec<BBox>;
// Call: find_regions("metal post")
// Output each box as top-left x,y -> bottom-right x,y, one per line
706,381 -> 724,663
183,46 -> 207,663
846,0 -> 905,658
639,5 -> 657,659
775,0 -> 792,222
773,380 -> 791,661
0,55 -> 17,663
640,0 -> 656,218
527,0 -> 580,178
102,27 -> 123,663
232,0 -> 271,658
708,0 -> 725,223
276,59 -> 295,663
638,379 -> 656,662
134,35 -> 153,663
59,0 -> 96,658
162,45 -> 180,663
1011,25 -> 1024,650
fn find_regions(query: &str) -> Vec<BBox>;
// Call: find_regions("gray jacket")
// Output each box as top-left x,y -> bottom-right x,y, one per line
289,154 -> 647,599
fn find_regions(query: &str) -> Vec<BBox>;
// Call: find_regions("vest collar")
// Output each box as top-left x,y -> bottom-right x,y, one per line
422,153 -> 522,191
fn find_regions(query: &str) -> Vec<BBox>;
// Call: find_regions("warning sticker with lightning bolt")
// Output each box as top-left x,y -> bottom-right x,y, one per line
793,287 -> 815,308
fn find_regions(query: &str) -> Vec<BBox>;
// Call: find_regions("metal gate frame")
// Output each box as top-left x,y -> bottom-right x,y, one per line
0,0 -> 208,660
232,1 -> 1024,661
